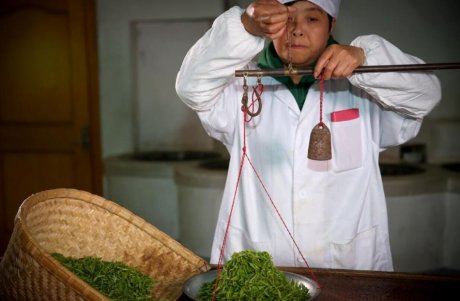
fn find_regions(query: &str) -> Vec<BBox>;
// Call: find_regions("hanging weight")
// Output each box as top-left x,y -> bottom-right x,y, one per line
307,123 -> 332,161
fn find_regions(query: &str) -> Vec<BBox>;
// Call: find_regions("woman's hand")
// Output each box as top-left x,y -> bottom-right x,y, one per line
314,44 -> 365,80
241,0 -> 295,40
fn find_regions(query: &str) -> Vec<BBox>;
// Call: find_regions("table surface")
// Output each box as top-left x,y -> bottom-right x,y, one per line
178,267 -> 460,301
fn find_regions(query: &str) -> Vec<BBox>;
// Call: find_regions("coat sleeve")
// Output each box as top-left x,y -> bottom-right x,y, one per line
348,35 -> 442,119
175,6 -> 265,112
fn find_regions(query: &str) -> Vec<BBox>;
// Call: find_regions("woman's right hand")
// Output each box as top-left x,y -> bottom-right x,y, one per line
241,0 -> 295,40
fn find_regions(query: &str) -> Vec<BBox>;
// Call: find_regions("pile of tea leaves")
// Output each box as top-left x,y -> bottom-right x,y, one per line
52,252 -> 155,301
197,250 -> 310,301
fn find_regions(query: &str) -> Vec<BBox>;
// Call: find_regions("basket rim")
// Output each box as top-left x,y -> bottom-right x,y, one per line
11,188 -> 211,299
4,212 -> 107,299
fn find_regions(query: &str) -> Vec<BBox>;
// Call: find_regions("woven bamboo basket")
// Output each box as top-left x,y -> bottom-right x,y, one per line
0,188 -> 211,301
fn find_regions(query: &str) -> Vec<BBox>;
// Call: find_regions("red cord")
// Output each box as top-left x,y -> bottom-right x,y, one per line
212,96 -> 251,300
245,155 -> 320,286
319,74 -> 324,126
212,81 -> 321,300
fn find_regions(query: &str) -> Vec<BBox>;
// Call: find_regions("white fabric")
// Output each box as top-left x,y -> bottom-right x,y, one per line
175,7 -> 441,271
279,0 -> 341,18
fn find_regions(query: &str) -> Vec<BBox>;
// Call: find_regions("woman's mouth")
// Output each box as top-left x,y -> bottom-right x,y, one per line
287,43 -> 307,49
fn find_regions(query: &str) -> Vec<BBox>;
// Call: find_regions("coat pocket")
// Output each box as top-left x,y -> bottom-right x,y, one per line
330,108 -> 363,172
329,226 -> 393,271
329,226 -> 377,270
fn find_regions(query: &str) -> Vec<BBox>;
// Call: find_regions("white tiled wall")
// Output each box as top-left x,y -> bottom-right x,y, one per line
133,20 -> 214,152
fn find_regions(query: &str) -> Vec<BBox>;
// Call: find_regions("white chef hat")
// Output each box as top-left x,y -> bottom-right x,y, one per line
278,0 -> 341,19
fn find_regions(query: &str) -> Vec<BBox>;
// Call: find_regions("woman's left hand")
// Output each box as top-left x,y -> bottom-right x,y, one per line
314,44 -> 365,80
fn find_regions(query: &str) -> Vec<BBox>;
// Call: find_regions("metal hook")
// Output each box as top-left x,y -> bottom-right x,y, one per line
246,76 -> 263,117
241,73 -> 249,113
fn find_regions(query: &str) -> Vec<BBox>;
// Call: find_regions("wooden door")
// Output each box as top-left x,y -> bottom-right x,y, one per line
0,0 -> 102,255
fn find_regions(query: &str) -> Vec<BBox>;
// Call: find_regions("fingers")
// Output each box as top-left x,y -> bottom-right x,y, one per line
314,48 -> 332,79
245,0 -> 295,40
258,15 -> 288,39
314,45 -> 365,80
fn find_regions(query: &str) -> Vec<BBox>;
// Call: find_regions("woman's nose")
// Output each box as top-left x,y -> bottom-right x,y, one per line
290,19 -> 303,37
293,29 -> 303,37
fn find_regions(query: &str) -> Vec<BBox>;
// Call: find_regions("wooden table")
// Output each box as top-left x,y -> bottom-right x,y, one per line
178,267 -> 460,300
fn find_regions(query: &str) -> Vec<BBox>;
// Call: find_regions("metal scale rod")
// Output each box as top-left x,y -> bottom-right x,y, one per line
234,62 -> 460,77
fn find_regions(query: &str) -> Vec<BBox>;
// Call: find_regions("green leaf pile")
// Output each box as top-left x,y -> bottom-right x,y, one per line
197,250 -> 311,301
52,252 -> 155,301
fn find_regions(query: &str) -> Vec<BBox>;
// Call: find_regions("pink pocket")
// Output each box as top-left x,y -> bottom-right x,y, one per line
331,108 -> 359,122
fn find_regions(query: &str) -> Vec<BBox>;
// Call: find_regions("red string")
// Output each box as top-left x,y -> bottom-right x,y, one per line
244,155 -> 320,286
212,93 -> 251,301
319,73 -> 324,126
212,81 -> 321,300
211,107 -> 248,301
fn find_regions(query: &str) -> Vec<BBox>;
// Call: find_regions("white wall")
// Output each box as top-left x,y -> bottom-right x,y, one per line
97,0 -> 224,158
133,20 -> 215,152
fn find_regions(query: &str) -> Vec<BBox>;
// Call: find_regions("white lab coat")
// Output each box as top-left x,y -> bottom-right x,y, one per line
176,7 -> 441,271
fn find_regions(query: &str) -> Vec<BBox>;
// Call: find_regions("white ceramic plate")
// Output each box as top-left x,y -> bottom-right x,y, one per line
183,269 -> 320,300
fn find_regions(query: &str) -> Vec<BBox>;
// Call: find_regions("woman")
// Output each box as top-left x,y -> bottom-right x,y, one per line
175,0 -> 441,271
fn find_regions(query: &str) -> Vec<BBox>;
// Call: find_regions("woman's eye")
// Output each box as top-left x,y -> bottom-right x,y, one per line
306,17 -> 318,22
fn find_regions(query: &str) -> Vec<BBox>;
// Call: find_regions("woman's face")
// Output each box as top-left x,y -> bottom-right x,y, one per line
273,1 -> 334,67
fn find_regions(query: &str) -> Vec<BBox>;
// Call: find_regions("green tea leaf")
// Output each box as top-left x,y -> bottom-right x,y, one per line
197,250 -> 310,301
52,252 -> 155,301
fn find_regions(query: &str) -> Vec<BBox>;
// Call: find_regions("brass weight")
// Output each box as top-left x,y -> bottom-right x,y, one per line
307,123 -> 332,161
